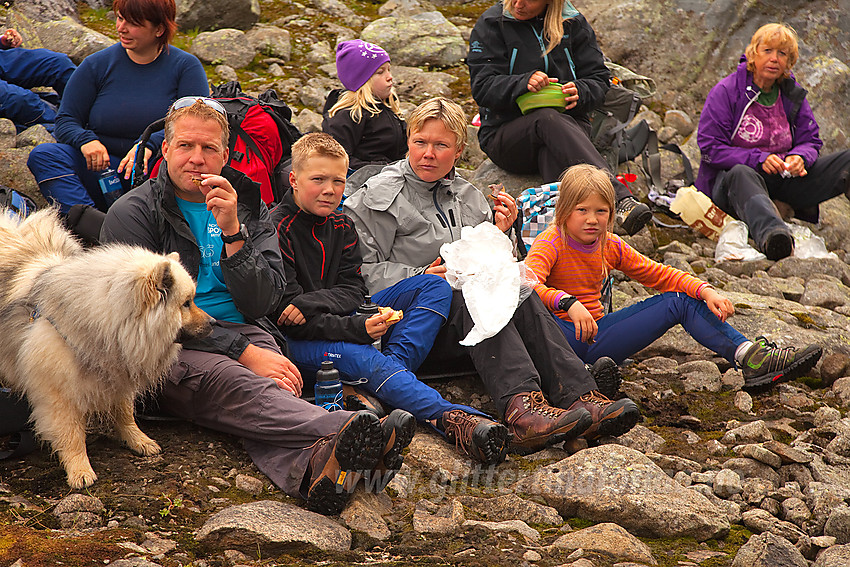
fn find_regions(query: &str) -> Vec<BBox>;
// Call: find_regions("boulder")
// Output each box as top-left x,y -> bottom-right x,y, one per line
550,522 -> 657,565
360,12 -> 465,67
34,17 -> 111,64
731,532 -> 807,567
191,29 -> 255,69
176,0 -> 260,32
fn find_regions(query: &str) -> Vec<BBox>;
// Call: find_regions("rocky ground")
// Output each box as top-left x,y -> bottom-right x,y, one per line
3,1 -> 850,566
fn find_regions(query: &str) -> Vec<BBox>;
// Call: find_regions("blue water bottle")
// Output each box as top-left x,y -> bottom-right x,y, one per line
358,295 -> 382,350
98,168 -> 124,207
314,361 -> 343,411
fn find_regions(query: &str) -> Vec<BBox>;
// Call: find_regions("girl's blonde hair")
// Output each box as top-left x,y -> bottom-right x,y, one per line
328,77 -> 402,124
503,0 -> 568,55
745,23 -> 799,78
554,164 -> 615,278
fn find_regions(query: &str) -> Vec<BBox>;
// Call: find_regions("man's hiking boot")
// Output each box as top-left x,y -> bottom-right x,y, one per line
740,336 -> 822,391
306,410 -> 383,515
504,391 -> 592,454
365,409 -> 416,492
442,409 -> 510,465
567,390 -> 640,440
615,196 -> 652,236
588,357 -> 623,400
342,384 -> 386,418
762,229 -> 794,261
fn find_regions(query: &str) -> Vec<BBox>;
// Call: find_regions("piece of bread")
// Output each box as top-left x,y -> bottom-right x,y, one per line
378,306 -> 403,324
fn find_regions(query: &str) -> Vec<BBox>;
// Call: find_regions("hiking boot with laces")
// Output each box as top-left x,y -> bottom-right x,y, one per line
567,390 -> 640,440
615,195 -> 652,236
306,410 -> 383,515
342,384 -> 386,418
504,391 -> 592,454
740,336 -> 822,391
588,357 -> 623,400
442,409 -> 510,465
365,408 -> 416,492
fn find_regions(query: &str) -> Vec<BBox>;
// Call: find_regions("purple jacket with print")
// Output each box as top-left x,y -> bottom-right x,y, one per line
695,56 -> 822,196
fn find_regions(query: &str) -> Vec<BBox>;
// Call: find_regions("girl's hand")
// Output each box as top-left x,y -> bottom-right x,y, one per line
365,310 -> 394,339
568,301 -> 598,344
702,287 -> 735,323
493,192 -> 518,233
527,71 -> 553,93
561,81 -> 579,110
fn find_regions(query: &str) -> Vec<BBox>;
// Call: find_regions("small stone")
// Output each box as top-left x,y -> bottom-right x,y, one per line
824,505 -> 850,544
235,474 -> 264,495
722,420 -> 773,445
781,497 -> 811,527
714,468 -> 743,498
813,406 -> 842,427
523,550 -> 542,562
674,471 -> 692,486
734,444 -> 782,469
734,391 -> 753,413
760,497 -> 782,517
820,353 -> 850,386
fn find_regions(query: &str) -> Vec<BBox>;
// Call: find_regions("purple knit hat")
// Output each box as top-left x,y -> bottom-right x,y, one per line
335,40 -> 391,92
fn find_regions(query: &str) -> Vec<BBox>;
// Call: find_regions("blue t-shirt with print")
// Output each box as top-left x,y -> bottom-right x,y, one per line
176,198 -> 245,323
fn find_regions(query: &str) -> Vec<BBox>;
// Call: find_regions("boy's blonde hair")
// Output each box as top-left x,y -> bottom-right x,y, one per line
291,132 -> 349,174
406,97 -> 467,150
745,23 -> 799,77
554,164 -> 615,278
328,76 -> 402,124
503,0 -> 569,55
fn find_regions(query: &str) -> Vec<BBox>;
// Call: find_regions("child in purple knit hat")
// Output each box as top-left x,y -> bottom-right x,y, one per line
322,40 -> 407,173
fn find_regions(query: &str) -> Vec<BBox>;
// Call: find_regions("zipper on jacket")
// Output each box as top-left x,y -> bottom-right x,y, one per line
448,209 -> 457,227
532,27 -> 549,75
563,42 -> 576,82
732,86 -> 761,137
509,48 -> 518,74
431,186 -> 454,240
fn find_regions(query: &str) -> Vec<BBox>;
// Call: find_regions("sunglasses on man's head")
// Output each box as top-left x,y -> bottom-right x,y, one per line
170,96 -> 226,115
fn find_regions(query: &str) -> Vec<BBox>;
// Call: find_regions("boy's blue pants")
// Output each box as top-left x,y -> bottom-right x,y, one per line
0,48 -> 74,129
287,274 -> 485,422
554,292 -> 747,364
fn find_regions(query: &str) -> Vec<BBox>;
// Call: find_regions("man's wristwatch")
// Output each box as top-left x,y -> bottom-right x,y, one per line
221,223 -> 248,244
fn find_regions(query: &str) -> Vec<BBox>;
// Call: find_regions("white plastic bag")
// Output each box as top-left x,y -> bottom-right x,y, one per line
440,223 -> 528,346
714,220 -> 766,262
788,223 -> 838,260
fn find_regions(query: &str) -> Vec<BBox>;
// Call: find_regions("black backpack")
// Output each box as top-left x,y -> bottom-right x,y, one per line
0,185 -> 37,218
0,389 -> 36,460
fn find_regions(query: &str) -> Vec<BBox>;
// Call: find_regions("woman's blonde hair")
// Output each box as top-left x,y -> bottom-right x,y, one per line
503,0 -> 568,55
554,164 -> 615,278
745,23 -> 799,78
406,97 -> 468,150
328,77 -> 402,124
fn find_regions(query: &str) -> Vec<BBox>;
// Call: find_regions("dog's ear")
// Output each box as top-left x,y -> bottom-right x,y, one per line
141,260 -> 175,308
167,252 -> 180,262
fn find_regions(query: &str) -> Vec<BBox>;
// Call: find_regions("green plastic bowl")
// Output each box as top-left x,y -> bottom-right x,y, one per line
516,83 -> 566,115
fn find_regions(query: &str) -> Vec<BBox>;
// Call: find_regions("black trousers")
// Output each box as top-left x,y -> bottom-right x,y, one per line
424,290 -> 597,417
483,109 -> 632,201
713,150 -> 850,250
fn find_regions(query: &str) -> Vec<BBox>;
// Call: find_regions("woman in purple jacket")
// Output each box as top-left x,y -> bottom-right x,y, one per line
696,23 -> 850,261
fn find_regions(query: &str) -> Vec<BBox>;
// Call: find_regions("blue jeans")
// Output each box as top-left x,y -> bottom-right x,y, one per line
0,47 -> 74,130
286,275 -> 484,422
27,143 -> 130,213
553,292 -> 747,365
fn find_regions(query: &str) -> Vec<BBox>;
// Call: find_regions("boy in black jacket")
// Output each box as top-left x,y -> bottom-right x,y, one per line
271,133 -> 509,465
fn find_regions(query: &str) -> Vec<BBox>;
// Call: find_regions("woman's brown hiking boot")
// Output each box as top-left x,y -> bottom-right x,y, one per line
504,391 -> 592,454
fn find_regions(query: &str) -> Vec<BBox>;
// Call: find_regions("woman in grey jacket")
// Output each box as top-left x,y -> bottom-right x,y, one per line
344,97 -> 641,453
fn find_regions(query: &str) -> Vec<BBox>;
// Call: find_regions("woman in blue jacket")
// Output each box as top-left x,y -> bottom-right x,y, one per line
467,0 -> 650,235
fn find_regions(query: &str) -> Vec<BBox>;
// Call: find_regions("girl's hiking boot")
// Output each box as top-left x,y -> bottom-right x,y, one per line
306,410 -> 383,516
342,384 -> 386,418
567,390 -> 641,441
365,408 -> 416,492
588,357 -> 623,400
505,391 -> 592,454
441,409 -> 510,465
740,337 -> 822,391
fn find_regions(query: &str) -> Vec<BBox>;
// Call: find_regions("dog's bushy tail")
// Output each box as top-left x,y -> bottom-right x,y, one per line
0,208 -> 84,261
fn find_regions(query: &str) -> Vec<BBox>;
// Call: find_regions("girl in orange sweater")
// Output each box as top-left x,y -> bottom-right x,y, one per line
525,164 -> 821,391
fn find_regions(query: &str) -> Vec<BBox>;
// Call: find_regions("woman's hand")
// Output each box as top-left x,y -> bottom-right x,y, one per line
493,192 -> 519,233
278,304 -> 306,326
561,81 -> 579,110
784,154 -> 807,177
365,310 -> 395,339
527,71 -> 553,93
702,287 -> 735,323
568,301 -> 598,344
118,143 -> 153,179
81,140 -> 110,171
761,154 -> 787,176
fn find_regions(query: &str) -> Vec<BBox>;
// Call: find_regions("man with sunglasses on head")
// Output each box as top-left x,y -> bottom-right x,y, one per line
100,98 -> 413,516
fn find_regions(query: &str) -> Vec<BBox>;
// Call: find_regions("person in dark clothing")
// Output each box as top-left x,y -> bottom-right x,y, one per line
0,27 -> 75,132
696,23 -> 850,260
101,98 -> 413,516
322,40 -> 406,172
467,0 -> 651,235
272,133 -> 510,465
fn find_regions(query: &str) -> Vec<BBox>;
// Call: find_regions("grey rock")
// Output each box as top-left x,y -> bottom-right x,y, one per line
191,29 -> 255,69
734,391 -> 753,413
379,0 -> 437,17
768,257 -> 850,287
468,159 -> 543,198
141,534 -> 177,556
813,543 -> 850,567
820,353 -> 850,387
305,40 -> 333,65
245,24 -> 291,60
781,497 -> 811,528
800,278 -> 850,309
109,559 -> 163,567
679,360 -> 722,392
664,109 -> 694,137
235,474 -> 263,495
53,493 -> 104,529
674,471 -> 692,486
722,368 -> 746,391
763,441 -> 814,465
612,424 -> 665,454
412,499 -> 464,534
810,535 -> 837,549
214,65 -> 238,82
361,12 -> 465,67
404,428 -> 480,483
461,125 -> 487,168
761,497 -> 782,518
833,377 -> 850,407
293,108 -> 323,134
195,500 -> 351,554
824,505 -> 850,544
806,482 -> 850,535
463,519 -> 540,542
34,17 -> 111,64
550,522 -> 657,565
773,277 -> 806,301
312,0 -> 364,27
691,471 -> 717,485
391,66 -> 456,102
731,532 -> 807,567
15,0 -> 78,23
515,445 -> 728,540
633,109 -> 662,131
522,549 -> 542,562
713,468 -> 743,498
457,493 -> 563,526
742,508 -> 806,544
0,119 -> 15,149
176,0 -> 260,32
733,466 -> 779,498
722,420 -> 773,445
734,444 -> 783,469
340,488 -> 392,541
645,452 -> 702,476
